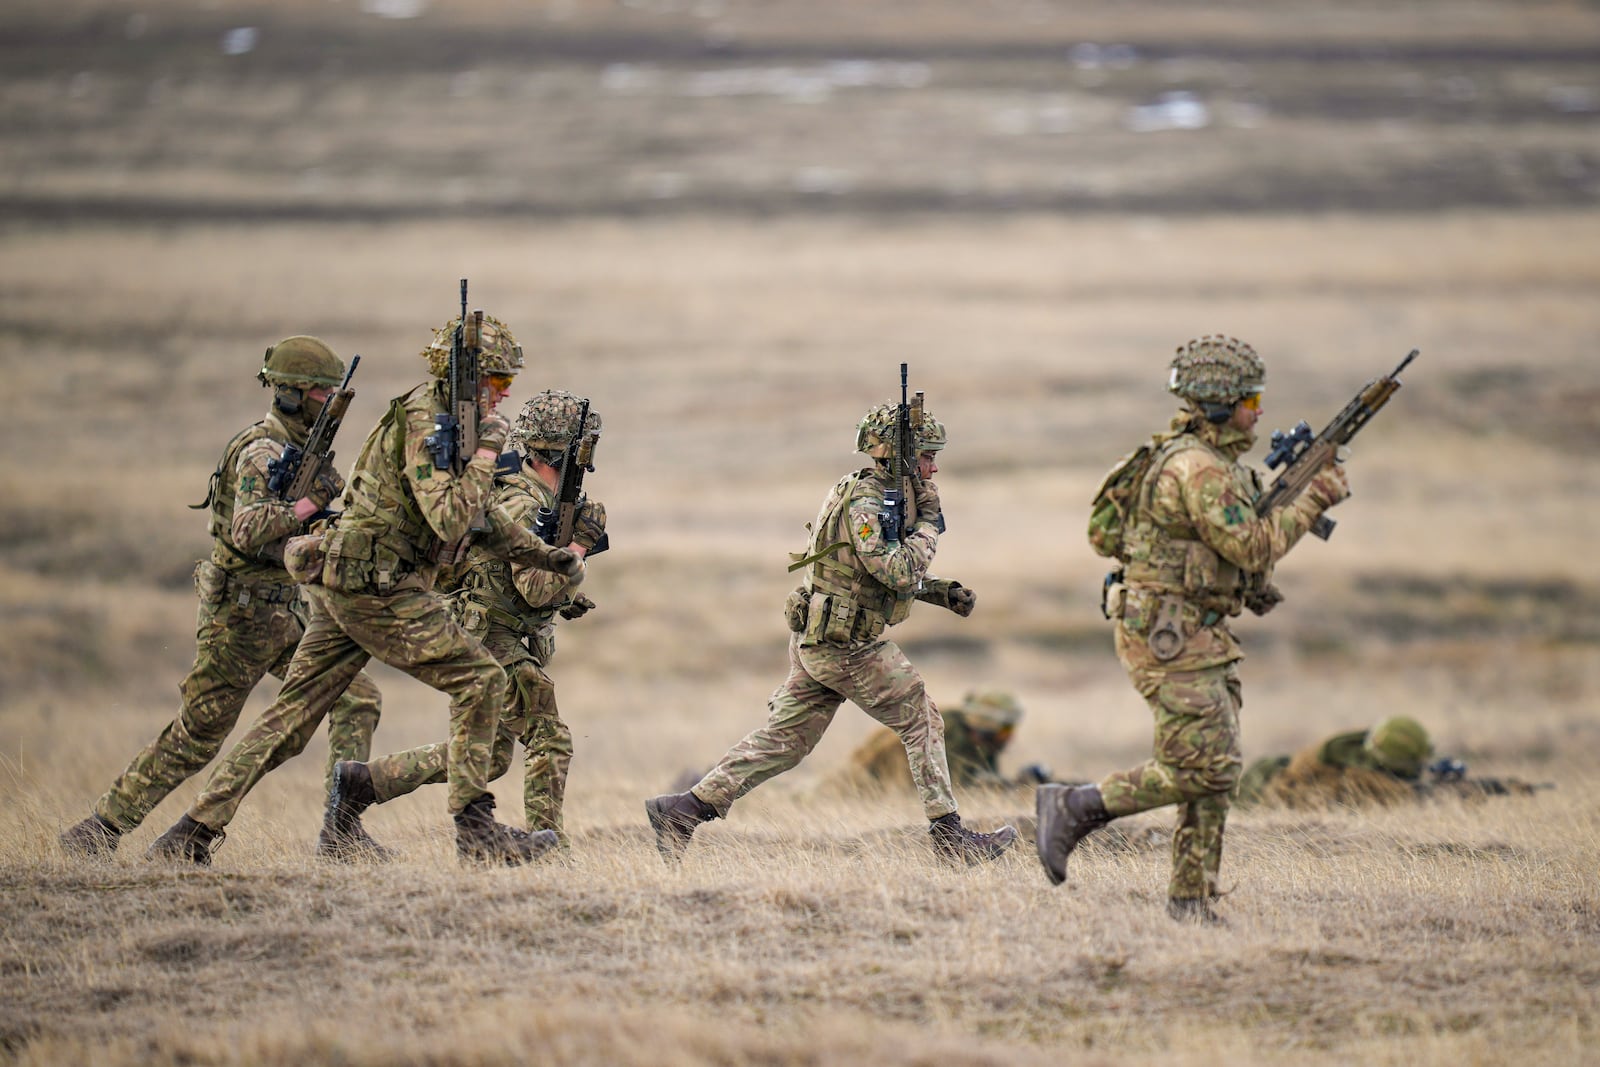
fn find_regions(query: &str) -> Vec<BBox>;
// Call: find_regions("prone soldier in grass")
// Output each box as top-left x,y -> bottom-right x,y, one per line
647,384 -> 1018,865
323,390 -> 606,851
146,295 -> 583,868
59,338 -> 382,859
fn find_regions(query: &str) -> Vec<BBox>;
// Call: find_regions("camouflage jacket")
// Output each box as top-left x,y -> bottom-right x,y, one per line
797,464 -> 938,644
201,409 -> 339,583
444,467 -> 586,657
323,381 -> 570,594
1114,413 -> 1326,672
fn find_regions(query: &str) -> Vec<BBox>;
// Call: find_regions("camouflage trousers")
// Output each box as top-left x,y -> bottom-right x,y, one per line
366,623 -> 573,840
95,562 -> 381,833
188,582 -> 504,828
694,634 -> 957,821
1098,658 -> 1243,901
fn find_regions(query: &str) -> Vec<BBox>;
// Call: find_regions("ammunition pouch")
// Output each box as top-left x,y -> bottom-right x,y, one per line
783,586 -> 808,633
195,559 -> 298,613
1117,586 -> 1226,661
799,591 -> 888,647
322,525 -> 423,594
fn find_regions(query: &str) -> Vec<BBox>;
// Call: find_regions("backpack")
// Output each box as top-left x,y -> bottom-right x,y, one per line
1087,430 -> 1196,560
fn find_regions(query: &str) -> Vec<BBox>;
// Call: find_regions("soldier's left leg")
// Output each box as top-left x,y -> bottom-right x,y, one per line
811,639 -> 955,821
515,661 -> 572,840
276,596 -> 383,794
1167,667 -> 1242,901
1098,663 -> 1242,825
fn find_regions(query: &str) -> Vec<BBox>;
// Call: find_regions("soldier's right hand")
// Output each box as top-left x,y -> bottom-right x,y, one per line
1306,464 -> 1351,510
477,412 -> 511,456
913,478 -> 942,526
308,464 -> 343,509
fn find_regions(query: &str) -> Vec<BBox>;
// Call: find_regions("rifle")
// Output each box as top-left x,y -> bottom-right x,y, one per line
1255,349 -> 1418,540
533,398 -> 609,557
879,363 -> 943,546
424,278 -> 488,533
266,354 -> 360,516
1424,757 -> 1553,797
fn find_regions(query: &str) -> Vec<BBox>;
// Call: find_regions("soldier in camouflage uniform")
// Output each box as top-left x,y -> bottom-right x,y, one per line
146,312 -> 584,867
824,690 -> 1058,795
322,390 -> 605,850
1238,716 -> 1548,807
1036,336 -> 1352,924
646,401 -> 1018,865
58,338 -> 383,859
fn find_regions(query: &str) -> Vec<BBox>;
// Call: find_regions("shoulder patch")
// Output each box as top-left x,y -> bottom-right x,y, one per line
239,474 -> 258,494
415,463 -> 433,481
1223,503 -> 1246,525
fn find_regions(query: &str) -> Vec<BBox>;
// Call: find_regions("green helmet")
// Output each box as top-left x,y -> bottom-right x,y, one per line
509,389 -> 602,462
954,690 -> 1023,732
1167,335 -> 1265,405
1364,716 -> 1432,778
855,402 -> 947,460
421,313 -> 526,379
257,336 -> 344,389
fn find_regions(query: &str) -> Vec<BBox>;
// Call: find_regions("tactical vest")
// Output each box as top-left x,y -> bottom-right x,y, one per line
798,471 -> 913,645
1119,434 -> 1245,615
192,420 -> 282,576
325,386 -> 441,591
447,475 -> 561,637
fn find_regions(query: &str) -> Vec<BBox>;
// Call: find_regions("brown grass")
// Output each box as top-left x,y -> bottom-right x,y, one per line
3,1 -> 1599,1063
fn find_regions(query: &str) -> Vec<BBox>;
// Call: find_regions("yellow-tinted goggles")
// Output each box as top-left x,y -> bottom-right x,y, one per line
1238,392 -> 1262,411
485,373 -> 515,393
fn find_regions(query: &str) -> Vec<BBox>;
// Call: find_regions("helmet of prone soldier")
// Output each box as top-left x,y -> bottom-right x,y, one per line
1364,716 -> 1433,778
257,336 -> 345,390
1167,335 -> 1266,417
509,389 -> 603,466
855,401 -> 947,460
955,690 -> 1023,732
420,313 -> 526,379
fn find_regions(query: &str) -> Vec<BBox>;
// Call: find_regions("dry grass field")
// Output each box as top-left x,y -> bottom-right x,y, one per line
2,1 -> 1599,1064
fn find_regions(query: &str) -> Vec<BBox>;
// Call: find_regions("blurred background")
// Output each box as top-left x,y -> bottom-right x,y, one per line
2,0 -> 1598,836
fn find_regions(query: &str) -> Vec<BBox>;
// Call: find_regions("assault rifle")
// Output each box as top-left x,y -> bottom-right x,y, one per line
1256,349 -> 1418,540
533,399 -> 609,557
1423,757 -> 1554,798
266,354 -> 360,518
425,278 -> 483,476
879,363 -> 943,546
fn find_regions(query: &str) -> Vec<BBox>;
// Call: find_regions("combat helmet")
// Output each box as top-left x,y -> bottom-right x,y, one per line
855,402 -> 947,460
258,336 -> 345,390
1168,335 -> 1265,413
954,690 -> 1024,732
1364,716 -> 1433,779
509,389 -> 603,466
420,313 -> 526,379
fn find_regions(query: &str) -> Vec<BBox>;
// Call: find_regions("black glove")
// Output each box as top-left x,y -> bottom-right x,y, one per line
916,578 -> 975,617
306,462 -> 344,510
559,593 -> 596,621
477,412 -> 511,455
574,499 -> 607,553
1244,581 -> 1284,617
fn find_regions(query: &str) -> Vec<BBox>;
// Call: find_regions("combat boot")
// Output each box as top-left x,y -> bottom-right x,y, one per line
454,793 -> 558,867
1035,783 -> 1112,886
59,814 -> 122,859
644,790 -> 717,864
1167,897 -> 1227,927
929,813 -> 1019,865
146,814 -> 224,867
317,761 -> 394,863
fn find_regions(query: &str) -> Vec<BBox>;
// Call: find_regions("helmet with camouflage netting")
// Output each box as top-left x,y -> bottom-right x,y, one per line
257,336 -> 345,390
1167,335 -> 1265,406
1364,716 -> 1433,778
954,690 -> 1024,732
855,402 -> 947,459
420,313 -> 526,379
509,389 -> 603,465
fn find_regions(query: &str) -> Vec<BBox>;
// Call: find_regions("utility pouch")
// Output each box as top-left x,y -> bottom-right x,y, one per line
823,593 -> 858,644
373,544 -> 403,594
853,609 -> 887,643
323,527 -> 374,591
784,587 -> 808,634
193,560 -> 228,605
885,595 -> 912,626
1101,569 -> 1127,621
1147,595 -> 1187,662
802,592 -> 831,646
1181,541 -> 1221,595
283,531 -> 327,585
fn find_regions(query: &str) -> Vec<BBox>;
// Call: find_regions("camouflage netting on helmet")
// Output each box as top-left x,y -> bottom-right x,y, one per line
509,389 -> 603,457
1364,716 -> 1433,778
855,402 -> 947,459
1167,335 -> 1265,404
258,336 -> 344,389
420,313 -> 526,378
955,690 -> 1023,730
